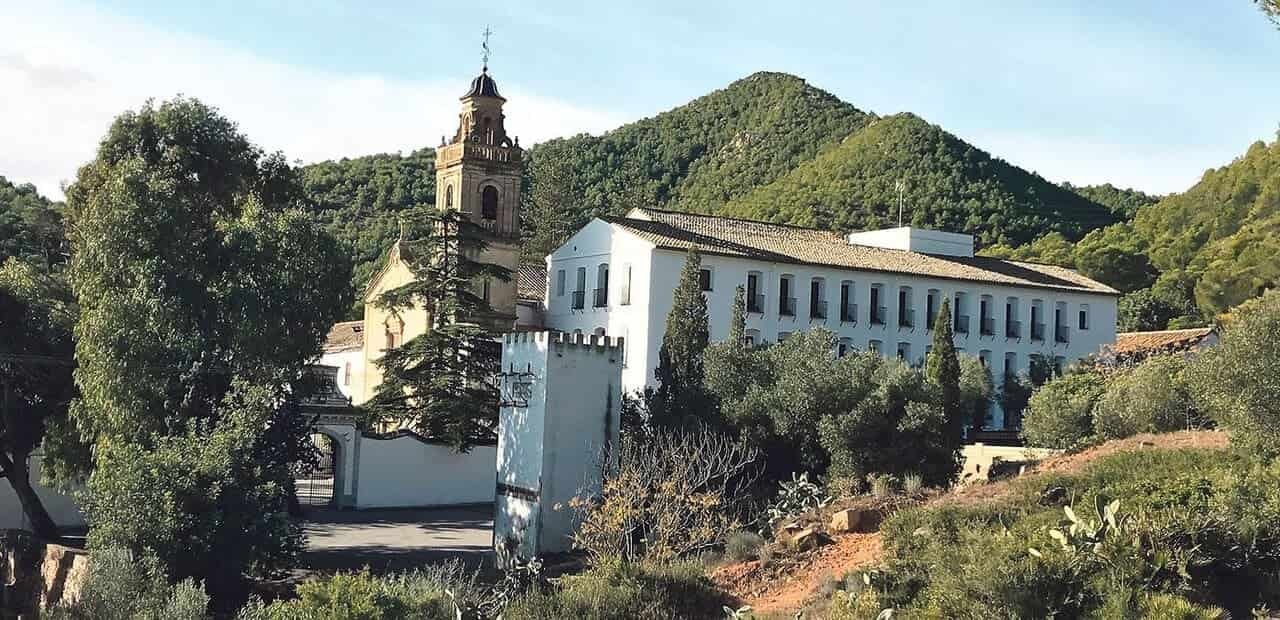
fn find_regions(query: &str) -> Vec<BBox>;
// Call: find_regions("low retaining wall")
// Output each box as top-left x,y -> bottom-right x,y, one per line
961,442 -> 1060,483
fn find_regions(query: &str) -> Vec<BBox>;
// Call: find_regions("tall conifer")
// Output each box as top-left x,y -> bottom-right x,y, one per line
926,298 -> 963,433
653,248 -> 711,427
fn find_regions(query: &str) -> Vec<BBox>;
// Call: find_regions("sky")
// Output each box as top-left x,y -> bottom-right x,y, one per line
2,1 -> 1278,201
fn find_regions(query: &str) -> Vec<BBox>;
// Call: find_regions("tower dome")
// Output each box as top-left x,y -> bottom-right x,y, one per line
462,69 -> 503,100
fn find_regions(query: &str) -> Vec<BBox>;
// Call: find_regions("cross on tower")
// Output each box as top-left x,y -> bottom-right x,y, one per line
481,26 -> 493,71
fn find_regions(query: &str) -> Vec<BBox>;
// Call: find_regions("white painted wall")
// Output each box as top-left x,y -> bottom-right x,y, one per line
543,218 -> 1119,429
354,434 -> 496,508
318,348 -> 363,402
0,454 -> 85,530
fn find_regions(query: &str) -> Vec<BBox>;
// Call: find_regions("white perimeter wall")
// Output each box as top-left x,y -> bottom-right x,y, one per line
0,454 -> 85,530
353,434 -> 496,508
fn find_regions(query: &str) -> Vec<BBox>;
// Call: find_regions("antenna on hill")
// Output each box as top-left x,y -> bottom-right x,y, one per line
895,179 -> 907,227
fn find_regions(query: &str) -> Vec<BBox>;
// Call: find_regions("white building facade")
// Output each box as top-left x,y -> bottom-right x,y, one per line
542,209 -> 1119,430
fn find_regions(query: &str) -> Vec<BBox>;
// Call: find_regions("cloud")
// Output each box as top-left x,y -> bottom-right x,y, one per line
0,2 -> 624,200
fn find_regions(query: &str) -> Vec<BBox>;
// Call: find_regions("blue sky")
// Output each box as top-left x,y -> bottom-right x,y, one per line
3,1 -> 1278,199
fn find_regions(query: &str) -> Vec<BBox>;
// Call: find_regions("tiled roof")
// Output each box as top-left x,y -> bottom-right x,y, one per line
518,263 -> 547,302
605,208 -> 1119,295
323,320 -> 364,352
1108,327 -> 1214,356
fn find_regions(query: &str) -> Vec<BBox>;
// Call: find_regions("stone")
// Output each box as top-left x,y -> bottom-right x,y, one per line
829,508 -> 864,533
790,527 -> 831,551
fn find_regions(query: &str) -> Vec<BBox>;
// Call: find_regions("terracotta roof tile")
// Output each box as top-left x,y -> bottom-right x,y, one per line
323,320 -> 364,352
1108,327 -> 1214,356
605,208 -> 1118,295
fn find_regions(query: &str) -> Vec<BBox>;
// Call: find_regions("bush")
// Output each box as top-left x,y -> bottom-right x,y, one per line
1020,370 -> 1106,449
1188,289 -> 1280,459
47,548 -> 209,620
1093,354 -> 1200,441
501,561 -> 731,620
237,562 -> 482,620
723,531 -> 765,563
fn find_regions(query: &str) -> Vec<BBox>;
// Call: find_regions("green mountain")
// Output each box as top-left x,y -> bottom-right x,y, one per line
720,113 -> 1118,246
1061,182 -> 1162,219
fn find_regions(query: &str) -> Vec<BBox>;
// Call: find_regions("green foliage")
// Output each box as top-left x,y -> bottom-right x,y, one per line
762,472 -> 833,531
1072,223 -> 1158,293
651,248 -> 713,428
957,355 -> 994,432
1020,370 -> 1107,450
869,447 -> 1280,617
723,530 -> 765,563
979,231 -> 1075,266
237,562 -> 483,620
365,209 -> 510,450
64,97 -> 350,596
925,299 -> 962,429
1117,286 -> 1192,331
724,114 -> 1117,245
502,561 -> 732,620
1187,289 -> 1280,459
1060,182 -> 1161,219
47,548 -> 209,620
0,176 -> 65,268
1093,354 -> 1201,441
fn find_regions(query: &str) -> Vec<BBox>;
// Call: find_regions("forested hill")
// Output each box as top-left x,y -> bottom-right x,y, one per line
718,113 -> 1118,246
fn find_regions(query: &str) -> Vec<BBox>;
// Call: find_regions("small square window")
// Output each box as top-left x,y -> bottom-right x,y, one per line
698,268 -> 712,292
1078,308 -> 1089,330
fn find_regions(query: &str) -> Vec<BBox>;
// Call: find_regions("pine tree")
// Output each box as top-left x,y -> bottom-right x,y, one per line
652,248 -> 712,427
926,298 -> 964,433
367,209 -> 512,450
729,285 -> 746,347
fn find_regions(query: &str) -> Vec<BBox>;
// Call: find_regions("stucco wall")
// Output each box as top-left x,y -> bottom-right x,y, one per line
353,433 -> 496,508
318,348 -> 363,402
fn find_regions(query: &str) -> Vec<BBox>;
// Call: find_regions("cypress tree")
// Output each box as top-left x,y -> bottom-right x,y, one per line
926,298 -> 964,433
729,285 -> 746,348
653,248 -> 712,427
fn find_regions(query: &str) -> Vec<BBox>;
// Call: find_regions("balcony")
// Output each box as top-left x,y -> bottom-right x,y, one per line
571,290 -> 585,310
955,315 -> 971,334
809,300 -> 827,320
1031,322 -> 1046,341
899,309 -> 915,329
593,288 -> 608,308
1055,325 -> 1070,344
980,317 -> 995,336
747,294 -> 765,314
779,297 -> 797,317
870,305 -> 887,325
840,303 -> 858,323
1005,320 -> 1022,339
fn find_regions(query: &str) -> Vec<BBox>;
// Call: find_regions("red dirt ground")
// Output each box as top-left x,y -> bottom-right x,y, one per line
711,430 -> 1229,616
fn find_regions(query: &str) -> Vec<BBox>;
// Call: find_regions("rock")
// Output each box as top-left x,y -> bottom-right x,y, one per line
829,508 -> 864,533
789,527 -> 831,551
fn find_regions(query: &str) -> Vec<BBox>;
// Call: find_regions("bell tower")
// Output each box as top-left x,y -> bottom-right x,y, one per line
436,31 -> 523,327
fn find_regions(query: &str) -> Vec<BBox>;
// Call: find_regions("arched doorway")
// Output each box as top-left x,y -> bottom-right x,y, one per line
296,431 -> 340,508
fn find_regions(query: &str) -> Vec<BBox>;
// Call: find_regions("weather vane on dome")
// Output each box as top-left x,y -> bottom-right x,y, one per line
481,26 -> 493,72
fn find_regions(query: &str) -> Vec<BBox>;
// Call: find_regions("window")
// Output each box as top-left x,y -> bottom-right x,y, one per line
809,278 -> 827,319
698,268 -> 713,292
343,361 -> 351,386
746,272 -> 763,313
445,184 -> 454,208
979,349 -> 992,368
384,316 -> 403,350
1030,300 -> 1045,341
1078,304 -> 1090,330
896,342 -> 911,361
778,331 -> 792,342
1005,297 -> 1021,338
556,269 -> 566,297
898,287 -> 914,328
481,185 -> 498,220
1054,302 -> 1069,343
954,292 -> 969,334
744,329 -> 760,347
620,264 -> 632,305
779,275 -> 796,316
573,267 -> 587,310
1054,356 -> 1067,376
979,295 -> 994,335
593,327 -> 606,338
1004,352 -> 1017,379
839,281 -> 856,322
870,284 -> 885,325
594,263 -> 609,307
838,337 -> 853,357
868,339 -> 882,353
926,290 -> 938,330
482,279 -> 491,305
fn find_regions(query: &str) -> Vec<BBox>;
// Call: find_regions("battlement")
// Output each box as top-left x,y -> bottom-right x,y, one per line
503,330 -> 624,353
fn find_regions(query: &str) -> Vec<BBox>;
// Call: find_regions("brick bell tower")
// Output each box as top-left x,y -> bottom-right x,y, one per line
435,40 -> 523,329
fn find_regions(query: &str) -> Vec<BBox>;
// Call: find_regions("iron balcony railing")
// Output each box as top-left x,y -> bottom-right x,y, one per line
840,303 -> 858,323
779,297 -> 797,317
870,305 -> 887,325
747,293 -> 765,314
980,317 -> 995,336
955,315 -> 971,334
571,290 -> 585,310
1055,325 -> 1070,343
899,309 -> 915,329
593,288 -> 608,308
1006,320 -> 1022,338
1031,322 -> 1046,341
810,300 -> 827,320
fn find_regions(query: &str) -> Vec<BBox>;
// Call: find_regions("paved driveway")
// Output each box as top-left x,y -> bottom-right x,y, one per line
297,504 -> 494,576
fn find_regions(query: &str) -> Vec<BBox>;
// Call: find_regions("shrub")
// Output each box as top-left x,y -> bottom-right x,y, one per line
237,562 -> 482,620
723,531 -> 765,563
570,429 -> 760,564
867,473 -> 898,498
502,561 -> 731,620
47,548 -> 209,620
902,473 -> 924,496
1188,289 -> 1280,459
1093,354 -> 1200,441
761,472 -> 832,531
1020,370 -> 1106,449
